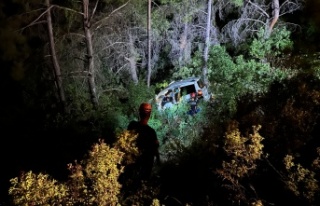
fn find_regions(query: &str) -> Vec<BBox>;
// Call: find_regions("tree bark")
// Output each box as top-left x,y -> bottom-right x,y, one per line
127,33 -> 139,84
267,0 -> 280,37
45,0 -> 68,113
147,0 -> 152,87
179,22 -> 191,66
83,0 -> 99,109
202,0 -> 212,87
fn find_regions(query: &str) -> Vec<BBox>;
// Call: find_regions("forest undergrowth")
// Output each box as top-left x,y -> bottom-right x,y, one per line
5,72 -> 320,206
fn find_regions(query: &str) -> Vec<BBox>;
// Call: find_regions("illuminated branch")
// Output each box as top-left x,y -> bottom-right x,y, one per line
93,0 -> 131,31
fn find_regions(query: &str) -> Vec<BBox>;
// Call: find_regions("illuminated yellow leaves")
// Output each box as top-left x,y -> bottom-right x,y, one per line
217,121 -> 264,202
283,153 -> 320,202
9,136 -> 134,206
9,171 -> 68,205
114,130 -> 139,165
222,121 -> 264,178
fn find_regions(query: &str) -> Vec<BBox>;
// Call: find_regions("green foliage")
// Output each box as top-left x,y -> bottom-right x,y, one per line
65,81 -> 94,117
172,66 -> 198,80
207,44 -> 291,117
230,0 -> 243,7
154,101 -> 209,160
249,28 -> 293,60
172,51 -> 203,80
158,0 -> 183,4
152,10 -> 171,34
154,80 -> 170,93
124,81 -> 155,114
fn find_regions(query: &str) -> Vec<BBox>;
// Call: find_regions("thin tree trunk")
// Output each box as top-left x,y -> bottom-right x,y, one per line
267,0 -> 279,37
83,0 -> 99,109
127,33 -> 139,84
147,0 -> 151,87
45,0 -> 68,113
202,0 -> 212,87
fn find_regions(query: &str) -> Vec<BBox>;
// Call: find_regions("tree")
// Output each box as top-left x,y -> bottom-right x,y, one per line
90,0 -> 149,86
50,0 -> 131,112
267,0 -> 280,37
220,0 -> 302,45
45,0 -> 68,113
153,0 -> 204,77
11,0 -> 68,112
147,0 -> 152,87
82,0 -> 99,109
202,0 -> 213,87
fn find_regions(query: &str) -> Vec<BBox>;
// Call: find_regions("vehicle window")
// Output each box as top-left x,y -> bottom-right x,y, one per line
180,85 -> 196,96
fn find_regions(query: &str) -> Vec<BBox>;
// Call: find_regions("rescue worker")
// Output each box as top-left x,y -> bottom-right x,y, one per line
197,89 -> 203,100
188,92 -> 200,115
127,103 -> 161,180
162,90 -> 174,109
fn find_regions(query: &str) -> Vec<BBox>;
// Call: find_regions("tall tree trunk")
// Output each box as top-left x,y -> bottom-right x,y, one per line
179,22 -> 191,66
83,0 -> 99,109
127,32 -> 139,84
147,0 -> 151,87
202,0 -> 212,87
45,0 -> 68,113
266,0 -> 280,37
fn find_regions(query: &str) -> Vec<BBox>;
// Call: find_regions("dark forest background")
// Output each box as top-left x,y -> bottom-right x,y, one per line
1,0 -> 320,205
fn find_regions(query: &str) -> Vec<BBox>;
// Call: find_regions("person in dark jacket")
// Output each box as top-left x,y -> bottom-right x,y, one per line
187,92 -> 200,115
127,102 -> 160,180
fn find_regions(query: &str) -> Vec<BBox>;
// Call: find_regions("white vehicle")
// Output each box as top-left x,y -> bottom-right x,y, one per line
154,77 -> 210,110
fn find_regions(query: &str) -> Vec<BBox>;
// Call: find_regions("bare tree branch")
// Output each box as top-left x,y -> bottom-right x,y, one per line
52,5 -> 84,15
19,3 -> 84,32
279,0 -> 302,16
247,0 -> 270,18
92,0 -> 131,31
89,0 -> 99,23
64,32 -> 86,39
19,5 -> 54,31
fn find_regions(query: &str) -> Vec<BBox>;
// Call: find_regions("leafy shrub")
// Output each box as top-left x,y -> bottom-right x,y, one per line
153,101 -> 210,161
66,139 -> 124,206
249,28 -> 293,60
9,172 -> 68,205
207,45 -> 290,116
8,135 -> 132,206
124,81 -> 156,115
216,120 -> 264,203
283,151 -> 320,203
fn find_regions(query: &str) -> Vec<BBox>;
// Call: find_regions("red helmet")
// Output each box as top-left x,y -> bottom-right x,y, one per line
139,103 -> 152,113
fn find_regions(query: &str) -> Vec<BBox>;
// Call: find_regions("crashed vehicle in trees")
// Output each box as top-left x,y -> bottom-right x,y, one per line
154,77 -> 211,110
